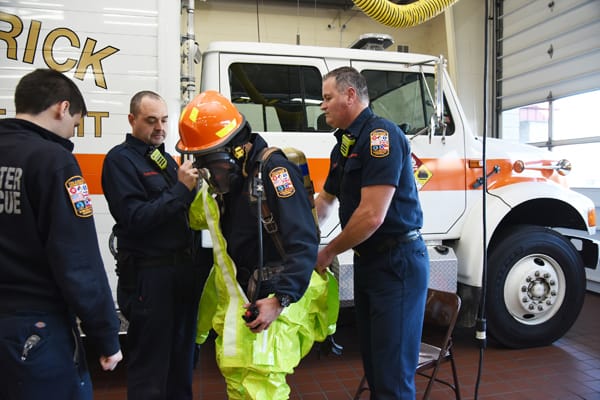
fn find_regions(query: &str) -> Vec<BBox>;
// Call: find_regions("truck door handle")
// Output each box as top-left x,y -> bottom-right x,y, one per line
472,165 -> 500,189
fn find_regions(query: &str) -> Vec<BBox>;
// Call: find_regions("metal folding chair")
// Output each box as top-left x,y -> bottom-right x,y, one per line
353,288 -> 462,400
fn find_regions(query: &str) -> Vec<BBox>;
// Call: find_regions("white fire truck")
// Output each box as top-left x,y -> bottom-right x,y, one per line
1,0 -> 597,349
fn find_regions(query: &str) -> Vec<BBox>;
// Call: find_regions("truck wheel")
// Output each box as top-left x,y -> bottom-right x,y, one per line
486,225 -> 586,348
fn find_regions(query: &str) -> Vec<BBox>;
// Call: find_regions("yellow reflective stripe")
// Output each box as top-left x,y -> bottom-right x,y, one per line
215,119 -> 237,138
200,180 -> 248,358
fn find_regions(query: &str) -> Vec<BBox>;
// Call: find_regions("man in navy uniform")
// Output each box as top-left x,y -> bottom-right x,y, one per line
315,66 -> 429,400
102,91 -> 204,400
177,90 -> 318,331
0,68 -> 122,399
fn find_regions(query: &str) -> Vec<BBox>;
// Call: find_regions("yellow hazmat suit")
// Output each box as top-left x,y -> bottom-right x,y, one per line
190,179 -> 339,400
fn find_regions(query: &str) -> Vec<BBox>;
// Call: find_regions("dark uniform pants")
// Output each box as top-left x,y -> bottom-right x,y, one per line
354,237 -> 429,400
118,262 -> 203,400
0,312 -> 92,400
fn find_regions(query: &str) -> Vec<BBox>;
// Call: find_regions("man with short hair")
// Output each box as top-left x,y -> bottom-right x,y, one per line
0,68 -> 122,400
316,66 -> 429,400
102,90 -> 204,400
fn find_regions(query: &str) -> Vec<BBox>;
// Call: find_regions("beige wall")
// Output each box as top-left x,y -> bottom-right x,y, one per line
190,0 -> 485,134
449,0 -> 486,137
193,1 -> 447,55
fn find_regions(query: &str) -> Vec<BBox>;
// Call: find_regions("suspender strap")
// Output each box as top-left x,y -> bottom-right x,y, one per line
255,147 -> 287,260
260,200 -> 287,260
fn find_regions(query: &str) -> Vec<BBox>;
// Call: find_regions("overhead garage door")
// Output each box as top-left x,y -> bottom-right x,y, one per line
497,0 -> 600,111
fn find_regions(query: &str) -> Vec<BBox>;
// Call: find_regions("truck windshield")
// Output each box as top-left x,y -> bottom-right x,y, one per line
362,69 -> 452,136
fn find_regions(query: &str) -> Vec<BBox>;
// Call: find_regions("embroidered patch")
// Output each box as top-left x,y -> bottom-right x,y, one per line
370,129 -> 390,158
65,175 -> 93,218
269,167 -> 295,198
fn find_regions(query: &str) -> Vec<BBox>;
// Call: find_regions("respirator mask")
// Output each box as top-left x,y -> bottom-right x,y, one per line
194,148 -> 242,195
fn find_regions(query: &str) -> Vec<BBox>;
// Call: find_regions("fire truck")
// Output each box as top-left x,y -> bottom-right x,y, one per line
1,0 -> 597,349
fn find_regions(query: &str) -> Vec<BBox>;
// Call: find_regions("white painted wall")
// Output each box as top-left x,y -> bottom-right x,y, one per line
448,0 -> 486,138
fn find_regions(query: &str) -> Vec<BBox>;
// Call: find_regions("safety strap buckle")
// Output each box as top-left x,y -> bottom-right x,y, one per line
261,214 -> 278,234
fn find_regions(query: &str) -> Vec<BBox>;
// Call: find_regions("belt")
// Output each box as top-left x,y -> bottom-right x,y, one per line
354,230 -> 421,256
134,248 -> 193,268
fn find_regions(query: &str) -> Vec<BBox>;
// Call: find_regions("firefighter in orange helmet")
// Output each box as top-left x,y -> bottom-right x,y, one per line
178,90 -> 321,399
178,90 -> 317,317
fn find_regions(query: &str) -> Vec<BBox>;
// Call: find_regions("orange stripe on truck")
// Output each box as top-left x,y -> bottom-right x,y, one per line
76,153 -> 566,196
76,154 -> 105,195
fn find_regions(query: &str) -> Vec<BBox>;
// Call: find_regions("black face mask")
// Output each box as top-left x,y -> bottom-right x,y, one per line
194,150 -> 242,195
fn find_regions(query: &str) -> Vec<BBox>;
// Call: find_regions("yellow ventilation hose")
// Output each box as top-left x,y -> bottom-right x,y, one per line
352,0 -> 459,28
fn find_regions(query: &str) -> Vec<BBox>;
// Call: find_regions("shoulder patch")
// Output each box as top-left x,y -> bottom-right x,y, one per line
370,129 -> 390,158
268,167 -> 295,198
65,175 -> 93,218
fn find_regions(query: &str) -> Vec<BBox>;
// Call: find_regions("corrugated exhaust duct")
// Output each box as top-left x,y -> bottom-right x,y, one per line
352,0 -> 459,28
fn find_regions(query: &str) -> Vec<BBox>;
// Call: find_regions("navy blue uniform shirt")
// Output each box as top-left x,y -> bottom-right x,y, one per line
220,134 -> 318,302
0,118 -> 120,357
102,134 -> 195,257
323,108 -> 423,245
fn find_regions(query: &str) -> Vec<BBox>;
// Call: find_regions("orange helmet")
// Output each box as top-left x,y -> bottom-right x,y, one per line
177,90 -> 246,154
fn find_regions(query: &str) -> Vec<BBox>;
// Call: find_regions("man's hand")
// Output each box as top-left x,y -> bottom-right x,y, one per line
316,246 -> 335,275
99,349 -> 123,371
178,159 -> 199,191
244,297 -> 284,333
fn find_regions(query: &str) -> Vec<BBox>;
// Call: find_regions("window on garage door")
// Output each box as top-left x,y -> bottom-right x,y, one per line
501,90 -> 600,187
497,0 -> 600,188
